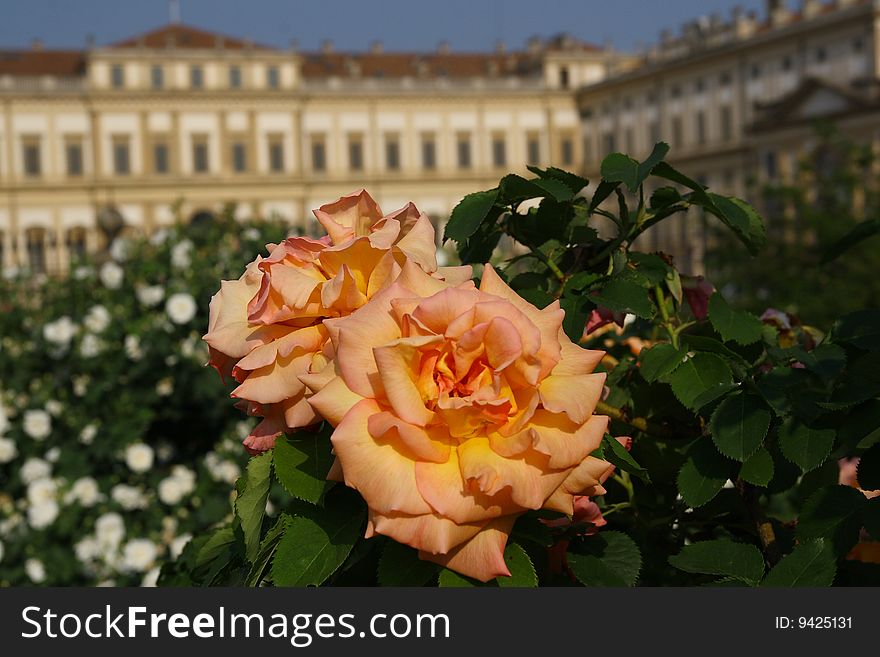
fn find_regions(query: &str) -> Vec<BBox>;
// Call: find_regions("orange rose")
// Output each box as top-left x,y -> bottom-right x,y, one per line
203,190 -> 470,453
309,264 -> 611,581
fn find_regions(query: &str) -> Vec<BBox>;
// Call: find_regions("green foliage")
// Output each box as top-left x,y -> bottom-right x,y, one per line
669,539 -> 765,585
567,532 -> 642,587
236,452 -> 273,563
273,429 -> 335,504
497,544 -> 538,588
708,294 -> 763,345
378,541 -> 438,587
762,540 -> 837,587
709,393 -> 771,461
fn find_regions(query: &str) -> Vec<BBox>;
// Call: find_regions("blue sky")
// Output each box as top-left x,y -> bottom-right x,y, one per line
0,0 -> 766,52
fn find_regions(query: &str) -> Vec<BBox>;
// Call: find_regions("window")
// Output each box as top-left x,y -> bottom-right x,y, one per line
311,136 -> 326,172
67,227 -> 87,262
421,134 -> 436,170
671,116 -> 683,148
112,137 -> 130,175
720,105 -> 733,142
670,85 -> 681,99
815,46 -> 827,63
695,78 -> 705,93
267,66 -> 280,89
525,134 -> 540,165
491,135 -> 506,168
602,132 -> 615,154
65,140 -> 83,176
765,151 -> 778,179
26,227 -> 46,274
111,64 -> 125,88
781,55 -> 793,71
23,138 -> 41,176
583,136 -> 592,165
750,63 -> 761,79
624,128 -> 634,154
192,137 -> 209,173
648,121 -> 660,145
232,142 -> 247,173
154,142 -> 169,174
190,65 -> 204,89
719,71 -> 732,86
269,136 -> 285,172
561,137 -> 574,167
151,65 -> 164,89
229,65 -> 242,88
559,67 -> 569,89
348,135 -> 364,172
853,36 -> 864,53
385,135 -> 400,171
696,111 -> 706,146
456,133 -> 471,169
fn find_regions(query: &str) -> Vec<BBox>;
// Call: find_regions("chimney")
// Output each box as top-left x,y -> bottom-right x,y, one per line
437,41 -> 450,55
526,36 -> 543,55
321,39 -> 334,55
345,57 -> 361,77
370,40 -> 383,55
31,38 -> 44,52
733,9 -> 757,38
766,0 -> 791,26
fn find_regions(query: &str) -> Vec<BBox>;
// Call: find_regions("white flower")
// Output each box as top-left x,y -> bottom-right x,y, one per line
0,437 -> 17,463
45,446 -> 60,463
109,238 -> 130,263
99,261 -> 124,289
27,478 -> 57,506
95,512 -> 125,548
158,466 -> 196,505
170,533 -> 192,560
23,409 -> 51,440
150,228 -> 169,246
80,333 -> 105,358
165,292 -> 197,325
44,400 -> 63,417
73,375 -> 90,398
142,566 -> 161,587
165,355 -> 179,367
79,423 -> 98,445
111,484 -> 148,510
65,477 -> 102,507
242,227 -> 260,241
72,266 -> 93,280
21,457 -> 51,484
121,539 -> 158,573
25,558 -> 46,583
171,240 -> 192,269
84,305 -> 112,333
155,378 -> 174,397
125,443 -> 154,473
75,536 -> 101,563
135,285 -> 165,308
28,501 -> 59,529
42,316 -> 77,348
124,335 -> 143,361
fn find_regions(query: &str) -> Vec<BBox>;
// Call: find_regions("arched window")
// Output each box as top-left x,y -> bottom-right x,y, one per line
67,227 -> 87,263
25,227 -> 47,274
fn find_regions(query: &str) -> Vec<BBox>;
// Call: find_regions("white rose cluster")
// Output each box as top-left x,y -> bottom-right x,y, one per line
205,452 -> 241,485
124,443 -> 154,473
136,284 -> 165,308
158,465 -> 196,505
165,292 -> 197,325
99,261 -> 124,289
84,305 -> 111,333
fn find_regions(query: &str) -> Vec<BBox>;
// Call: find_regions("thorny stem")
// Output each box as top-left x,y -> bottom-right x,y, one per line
654,285 -> 680,349
736,478 -> 782,568
595,401 -> 678,440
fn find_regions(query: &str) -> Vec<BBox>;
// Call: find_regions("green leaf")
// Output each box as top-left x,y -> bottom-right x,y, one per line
589,180 -> 620,213
637,142 -> 670,186
568,531 -> 642,587
739,447 -> 774,487
639,343 -> 686,383
511,513 -> 554,547
823,352 -> 880,410
438,569 -> 481,587
560,294 -> 591,343
593,278 -> 655,319
705,194 -> 766,256
707,294 -> 763,345
669,539 -> 765,585
272,507 -> 365,587
526,164 -> 589,195
756,366 -> 811,416
821,217 -> 880,264
601,434 -> 650,483
497,543 -> 538,587
444,188 -> 499,242
797,485 -> 868,556
246,513 -> 291,586
709,392 -> 771,461
832,309 -> 880,351
236,451 -> 272,563
668,353 -> 734,411
677,438 -> 736,507
377,540 -> 438,587
273,432 -> 334,505
762,539 -> 836,587
857,443 -> 880,491
790,344 -> 847,382
194,526 -> 238,586
649,186 -> 682,210
778,418 -> 835,472
600,153 -> 640,192
690,383 -> 741,411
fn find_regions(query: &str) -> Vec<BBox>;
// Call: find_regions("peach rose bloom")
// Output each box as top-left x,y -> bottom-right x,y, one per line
203,190 -> 471,453
309,263 -> 611,581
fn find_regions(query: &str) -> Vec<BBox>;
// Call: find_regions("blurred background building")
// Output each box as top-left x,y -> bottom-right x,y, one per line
0,0 -> 878,275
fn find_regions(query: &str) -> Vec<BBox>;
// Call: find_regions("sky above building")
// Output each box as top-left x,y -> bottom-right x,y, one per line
1,0 -> 766,53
